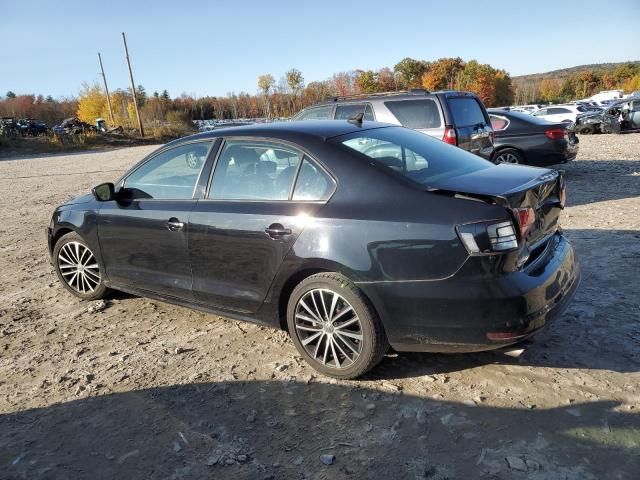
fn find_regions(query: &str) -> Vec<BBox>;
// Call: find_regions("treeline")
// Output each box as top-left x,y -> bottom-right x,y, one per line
1,57 -> 515,127
3,59 -> 640,130
0,92 -> 77,126
513,62 -> 640,104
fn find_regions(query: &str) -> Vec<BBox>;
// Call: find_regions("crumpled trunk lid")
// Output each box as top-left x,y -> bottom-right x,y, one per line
431,164 -> 565,249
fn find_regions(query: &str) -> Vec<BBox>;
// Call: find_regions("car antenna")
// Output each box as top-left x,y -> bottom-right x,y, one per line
348,112 -> 364,125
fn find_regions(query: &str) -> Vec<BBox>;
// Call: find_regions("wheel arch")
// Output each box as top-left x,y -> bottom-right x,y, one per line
493,145 -> 527,163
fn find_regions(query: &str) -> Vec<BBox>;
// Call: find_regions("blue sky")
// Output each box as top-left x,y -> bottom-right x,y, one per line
1,0 -> 639,98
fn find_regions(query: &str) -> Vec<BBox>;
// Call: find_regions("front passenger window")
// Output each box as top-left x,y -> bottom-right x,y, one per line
124,142 -> 211,199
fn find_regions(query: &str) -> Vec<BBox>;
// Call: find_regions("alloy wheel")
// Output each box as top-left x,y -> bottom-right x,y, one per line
57,241 -> 101,294
294,288 -> 363,369
496,152 -> 519,164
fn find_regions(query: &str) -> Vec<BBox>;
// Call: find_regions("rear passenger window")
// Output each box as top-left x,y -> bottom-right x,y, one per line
295,105 -> 333,120
292,158 -> 335,201
209,141 -> 301,200
384,99 -> 441,129
448,97 -> 487,126
335,104 -> 366,120
490,115 -> 509,130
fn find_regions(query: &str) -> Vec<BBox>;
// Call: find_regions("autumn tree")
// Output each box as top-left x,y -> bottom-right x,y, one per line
394,58 -> 429,88
76,84 -> 106,124
539,79 -> 562,103
354,70 -> 378,94
257,74 -> 275,118
422,57 -> 465,91
285,68 -> 304,112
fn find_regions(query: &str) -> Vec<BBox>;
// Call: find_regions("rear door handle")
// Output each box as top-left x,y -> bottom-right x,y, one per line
265,224 -> 292,238
167,218 -> 184,231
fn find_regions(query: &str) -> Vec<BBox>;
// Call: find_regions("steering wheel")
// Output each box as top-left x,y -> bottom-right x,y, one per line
186,151 -> 202,169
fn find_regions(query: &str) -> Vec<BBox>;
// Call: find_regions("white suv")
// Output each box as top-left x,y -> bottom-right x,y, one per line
532,105 -> 584,123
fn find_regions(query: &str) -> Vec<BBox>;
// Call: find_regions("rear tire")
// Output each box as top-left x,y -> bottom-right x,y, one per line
494,148 -> 525,165
53,232 -> 108,301
287,272 -> 389,379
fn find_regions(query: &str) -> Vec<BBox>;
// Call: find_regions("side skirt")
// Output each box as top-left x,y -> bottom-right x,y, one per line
103,281 -> 281,330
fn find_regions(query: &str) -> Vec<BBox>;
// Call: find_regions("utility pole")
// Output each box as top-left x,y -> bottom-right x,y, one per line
121,32 -> 144,137
97,53 -> 114,124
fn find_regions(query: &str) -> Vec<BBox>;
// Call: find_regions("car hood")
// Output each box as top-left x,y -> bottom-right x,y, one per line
430,163 -> 556,198
59,192 -> 94,208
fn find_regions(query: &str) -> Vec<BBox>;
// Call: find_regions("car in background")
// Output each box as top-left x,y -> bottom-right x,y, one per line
575,96 -> 640,134
292,89 -> 495,160
46,120 -> 579,379
488,109 -> 578,166
512,104 -> 543,114
16,118 -> 48,136
531,104 -> 598,124
53,117 -> 95,135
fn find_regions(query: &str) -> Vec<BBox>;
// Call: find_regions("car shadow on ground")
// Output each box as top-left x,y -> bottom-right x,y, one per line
369,228 -> 640,379
561,159 -> 640,207
1,380 -> 638,479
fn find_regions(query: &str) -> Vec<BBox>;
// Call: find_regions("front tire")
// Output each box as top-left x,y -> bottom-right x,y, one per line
53,232 -> 108,300
494,148 -> 525,165
287,272 -> 388,379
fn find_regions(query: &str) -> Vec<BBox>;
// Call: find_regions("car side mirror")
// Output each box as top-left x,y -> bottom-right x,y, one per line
92,182 -> 115,201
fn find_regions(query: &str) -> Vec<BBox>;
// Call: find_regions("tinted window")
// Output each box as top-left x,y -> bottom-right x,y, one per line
295,105 -> 333,120
292,158 -> 335,201
534,109 -> 548,116
448,97 -> 486,126
548,107 -> 571,114
384,99 -> 441,129
209,141 -> 301,200
335,104 -> 366,120
331,127 -> 491,187
124,142 -> 211,199
490,115 -> 509,130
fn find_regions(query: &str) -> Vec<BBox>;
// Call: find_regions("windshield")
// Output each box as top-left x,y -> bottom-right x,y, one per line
329,127 -> 492,187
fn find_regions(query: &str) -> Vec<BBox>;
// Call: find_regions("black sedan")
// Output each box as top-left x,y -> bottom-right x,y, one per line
488,109 -> 579,166
47,121 -> 580,378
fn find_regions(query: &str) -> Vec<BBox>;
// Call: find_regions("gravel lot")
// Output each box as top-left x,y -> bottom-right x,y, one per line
1,135 -> 639,479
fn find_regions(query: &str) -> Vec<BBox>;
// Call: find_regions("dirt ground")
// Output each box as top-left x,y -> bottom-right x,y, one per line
1,135 -> 639,479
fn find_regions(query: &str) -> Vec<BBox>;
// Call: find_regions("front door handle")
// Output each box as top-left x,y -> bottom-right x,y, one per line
167,218 -> 184,231
265,224 -> 292,238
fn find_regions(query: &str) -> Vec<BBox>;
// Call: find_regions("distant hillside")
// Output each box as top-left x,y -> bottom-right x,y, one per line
513,61 -> 640,84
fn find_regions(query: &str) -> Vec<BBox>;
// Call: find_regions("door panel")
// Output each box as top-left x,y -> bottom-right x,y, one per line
447,97 -> 493,158
98,200 -> 196,298
189,201 -> 323,313
96,141 -> 213,299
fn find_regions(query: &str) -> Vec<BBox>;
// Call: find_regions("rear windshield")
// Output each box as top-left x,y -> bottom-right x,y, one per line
330,126 -> 492,187
384,99 -> 441,129
448,97 -> 486,126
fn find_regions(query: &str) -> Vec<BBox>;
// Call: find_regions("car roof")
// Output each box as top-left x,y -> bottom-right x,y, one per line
165,120 -> 396,147
309,89 -> 478,106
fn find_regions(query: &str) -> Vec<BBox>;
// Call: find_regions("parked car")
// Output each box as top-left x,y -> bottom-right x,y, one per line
47,121 -> 580,378
488,109 -> 579,166
0,117 -> 19,138
292,89 -> 495,160
16,118 -> 48,136
531,105 -> 588,123
575,97 -> 640,134
53,117 -> 95,135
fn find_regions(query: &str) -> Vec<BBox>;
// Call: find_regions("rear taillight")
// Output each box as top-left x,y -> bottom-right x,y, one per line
513,207 -> 536,241
545,128 -> 565,140
457,220 -> 518,254
487,222 -> 518,251
443,127 -> 457,145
